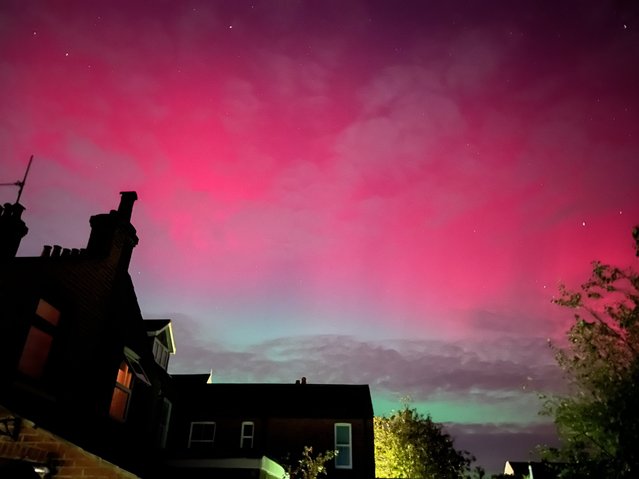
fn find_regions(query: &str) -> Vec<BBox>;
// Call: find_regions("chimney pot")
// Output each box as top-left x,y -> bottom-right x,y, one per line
0,202 -> 29,257
301,377 -> 307,385
117,191 -> 138,222
51,245 -> 62,257
61,248 -> 71,256
41,245 -> 52,257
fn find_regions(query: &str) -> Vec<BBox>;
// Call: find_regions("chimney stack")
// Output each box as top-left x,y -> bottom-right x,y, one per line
0,202 -> 29,258
86,192 -> 139,273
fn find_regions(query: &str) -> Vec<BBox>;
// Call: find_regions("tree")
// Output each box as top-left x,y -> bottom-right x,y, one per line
284,446 -> 336,479
541,227 -> 639,478
374,405 -> 475,478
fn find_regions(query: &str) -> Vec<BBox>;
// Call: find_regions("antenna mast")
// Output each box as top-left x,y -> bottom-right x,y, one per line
0,155 -> 34,204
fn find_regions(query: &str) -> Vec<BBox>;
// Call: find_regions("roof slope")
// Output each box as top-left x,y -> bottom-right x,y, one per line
173,381 -> 374,419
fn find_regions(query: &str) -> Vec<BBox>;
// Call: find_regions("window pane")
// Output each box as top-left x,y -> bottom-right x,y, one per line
191,423 -> 215,441
242,423 -> 254,436
18,327 -> 53,378
36,299 -> 60,326
336,446 -> 351,466
336,425 -> 350,444
241,422 -> 254,448
116,361 -> 133,388
110,386 -> 130,420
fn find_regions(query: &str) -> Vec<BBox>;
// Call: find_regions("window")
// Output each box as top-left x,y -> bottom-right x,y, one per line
35,299 -> 61,326
156,398 -> 172,448
109,348 -> 150,422
17,299 -> 60,379
240,421 -> 254,449
152,339 -> 170,369
189,422 -> 216,448
124,349 -> 151,385
334,423 -> 352,469
110,360 -> 133,421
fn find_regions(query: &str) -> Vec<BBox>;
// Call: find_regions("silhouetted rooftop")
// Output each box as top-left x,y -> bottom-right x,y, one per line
172,381 -> 374,419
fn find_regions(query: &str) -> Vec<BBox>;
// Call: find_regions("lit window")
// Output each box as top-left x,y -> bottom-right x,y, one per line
109,348 -> 150,421
36,299 -> 60,325
335,423 -> 352,469
189,422 -> 216,448
17,299 -> 60,379
240,421 -> 254,449
110,360 -> 133,421
156,398 -> 172,448
18,327 -> 53,378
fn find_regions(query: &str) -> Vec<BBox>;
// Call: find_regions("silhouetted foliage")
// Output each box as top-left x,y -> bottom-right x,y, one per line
374,405 -> 475,478
284,446 -> 336,479
540,226 -> 639,478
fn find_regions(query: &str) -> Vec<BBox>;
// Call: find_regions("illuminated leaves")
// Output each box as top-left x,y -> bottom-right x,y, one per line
374,406 -> 475,479
285,446 -> 336,479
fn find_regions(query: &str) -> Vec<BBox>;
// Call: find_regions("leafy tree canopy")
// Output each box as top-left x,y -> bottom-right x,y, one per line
541,227 -> 639,478
374,405 -> 478,478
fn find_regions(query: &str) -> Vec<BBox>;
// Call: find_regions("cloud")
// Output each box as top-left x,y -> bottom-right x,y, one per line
169,333 -> 565,413
448,422 -> 560,474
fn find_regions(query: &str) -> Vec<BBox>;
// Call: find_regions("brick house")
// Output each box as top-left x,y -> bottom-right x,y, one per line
0,192 -> 375,478
163,377 -> 375,479
0,193 -> 175,477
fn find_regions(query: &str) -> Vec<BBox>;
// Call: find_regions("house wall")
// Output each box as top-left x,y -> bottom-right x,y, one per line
0,256 -> 167,474
264,417 -> 375,479
167,414 -> 375,478
0,407 -> 139,479
0,195 -> 172,477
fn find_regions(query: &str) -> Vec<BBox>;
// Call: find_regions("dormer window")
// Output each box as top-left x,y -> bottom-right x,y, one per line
152,339 -> 170,369
109,348 -> 150,421
145,320 -> 175,371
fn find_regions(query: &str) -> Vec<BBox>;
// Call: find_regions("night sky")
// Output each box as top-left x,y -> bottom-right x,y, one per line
2,1 -> 639,473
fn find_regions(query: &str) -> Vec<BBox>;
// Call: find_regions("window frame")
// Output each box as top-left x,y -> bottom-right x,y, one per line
109,348 -> 150,422
17,299 -> 60,379
334,423 -> 353,469
152,339 -> 170,369
188,421 -> 216,448
156,397 -> 172,448
109,360 -> 134,421
240,421 -> 255,449
124,347 -> 151,385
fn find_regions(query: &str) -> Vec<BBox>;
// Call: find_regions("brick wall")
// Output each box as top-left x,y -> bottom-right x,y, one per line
0,408 -> 140,479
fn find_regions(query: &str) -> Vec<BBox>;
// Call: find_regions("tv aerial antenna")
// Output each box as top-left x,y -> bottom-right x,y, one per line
0,155 -> 34,204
